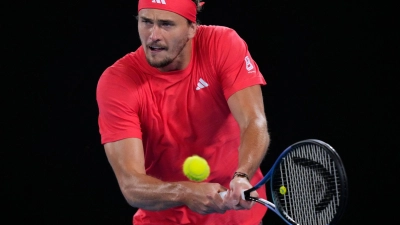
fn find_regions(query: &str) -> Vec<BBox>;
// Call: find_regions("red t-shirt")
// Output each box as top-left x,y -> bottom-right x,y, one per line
97,25 -> 267,225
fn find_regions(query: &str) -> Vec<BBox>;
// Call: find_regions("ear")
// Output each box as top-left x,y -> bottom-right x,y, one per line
188,22 -> 197,39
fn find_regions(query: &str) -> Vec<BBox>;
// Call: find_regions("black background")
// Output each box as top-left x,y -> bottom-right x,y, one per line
6,0 -> 398,224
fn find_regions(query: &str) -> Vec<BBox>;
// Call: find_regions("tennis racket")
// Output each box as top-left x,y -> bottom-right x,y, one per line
219,139 -> 348,225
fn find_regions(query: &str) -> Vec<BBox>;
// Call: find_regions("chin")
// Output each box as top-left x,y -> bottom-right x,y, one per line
146,57 -> 173,68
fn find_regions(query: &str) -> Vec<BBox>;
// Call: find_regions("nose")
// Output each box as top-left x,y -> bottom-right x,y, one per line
149,25 -> 161,41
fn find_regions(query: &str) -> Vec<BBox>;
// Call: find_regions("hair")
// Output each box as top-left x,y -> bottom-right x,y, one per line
192,0 -> 204,13
188,0 -> 204,25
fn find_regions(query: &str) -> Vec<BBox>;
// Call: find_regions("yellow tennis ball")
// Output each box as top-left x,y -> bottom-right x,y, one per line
183,155 -> 210,182
279,186 -> 287,195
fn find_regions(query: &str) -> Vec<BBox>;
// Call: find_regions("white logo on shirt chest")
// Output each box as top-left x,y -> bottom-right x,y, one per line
196,78 -> 209,90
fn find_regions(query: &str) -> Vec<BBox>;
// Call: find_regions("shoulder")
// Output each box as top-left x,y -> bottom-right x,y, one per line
196,25 -> 237,35
97,49 -> 148,102
102,50 -> 140,77
98,49 -> 145,87
195,25 -> 247,54
196,25 -> 242,42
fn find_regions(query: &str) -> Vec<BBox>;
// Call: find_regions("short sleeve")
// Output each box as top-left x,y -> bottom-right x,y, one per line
213,27 -> 266,99
96,64 -> 142,144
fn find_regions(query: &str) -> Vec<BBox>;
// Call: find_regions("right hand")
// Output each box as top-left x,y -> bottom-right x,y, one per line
181,182 -> 228,214
223,176 -> 257,210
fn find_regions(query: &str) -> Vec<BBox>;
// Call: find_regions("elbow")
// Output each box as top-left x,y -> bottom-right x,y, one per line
120,185 -> 138,207
244,116 -> 268,134
117,173 -> 149,208
119,181 -> 145,208
242,117 -> 270,147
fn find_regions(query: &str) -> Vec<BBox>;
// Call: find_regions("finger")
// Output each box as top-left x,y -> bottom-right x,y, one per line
230,188 -> 242,200
233,204 -> 246,210
233,197 -> 253,210
224,191 -> 243,209
218,190 -> 229,200
207,193 -> 227,214
219,186 -> 228,193
218,190 -> 234,209
238,198 -> 254,209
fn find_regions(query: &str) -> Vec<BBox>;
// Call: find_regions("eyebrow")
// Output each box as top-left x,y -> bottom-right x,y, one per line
138,16 -> 174,23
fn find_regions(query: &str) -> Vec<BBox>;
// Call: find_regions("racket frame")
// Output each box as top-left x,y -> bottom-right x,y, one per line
243,139 -> 348,225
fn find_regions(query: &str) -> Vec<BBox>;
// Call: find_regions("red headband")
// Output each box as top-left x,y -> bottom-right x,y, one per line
138,0 -> 199,22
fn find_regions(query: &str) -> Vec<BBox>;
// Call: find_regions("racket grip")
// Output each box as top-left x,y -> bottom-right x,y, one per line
219,191 -> 227,198
218,191 -> 246,200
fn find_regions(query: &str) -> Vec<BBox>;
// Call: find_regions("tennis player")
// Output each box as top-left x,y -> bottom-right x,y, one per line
96,0 -> 270,224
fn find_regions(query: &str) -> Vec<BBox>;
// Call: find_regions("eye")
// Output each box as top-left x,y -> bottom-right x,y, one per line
161,22 -> 174,27
141,19 -> 153,25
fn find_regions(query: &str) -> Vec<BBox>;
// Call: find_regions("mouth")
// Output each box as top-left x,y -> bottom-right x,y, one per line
148,45 -> 167,52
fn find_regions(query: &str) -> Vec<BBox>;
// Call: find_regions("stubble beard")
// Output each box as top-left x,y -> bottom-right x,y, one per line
146,38 -> 188,69
146,54 -> 173,68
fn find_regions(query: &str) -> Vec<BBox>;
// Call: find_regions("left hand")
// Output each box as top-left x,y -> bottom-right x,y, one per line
222,176 -> 258,210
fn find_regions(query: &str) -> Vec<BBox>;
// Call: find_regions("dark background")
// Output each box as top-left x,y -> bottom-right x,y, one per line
7,0 -> 398,224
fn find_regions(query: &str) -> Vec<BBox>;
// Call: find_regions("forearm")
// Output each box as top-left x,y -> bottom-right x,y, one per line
104,138 -> 226,214
119,172 -> 189,210
104,139 -> 191,211
236,118 -> 270,178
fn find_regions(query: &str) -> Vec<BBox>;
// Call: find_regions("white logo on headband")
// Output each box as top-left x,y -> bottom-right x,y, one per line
152,0 -> 166,4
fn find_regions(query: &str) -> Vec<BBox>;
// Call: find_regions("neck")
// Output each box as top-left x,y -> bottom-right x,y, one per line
158,39 -> 193,73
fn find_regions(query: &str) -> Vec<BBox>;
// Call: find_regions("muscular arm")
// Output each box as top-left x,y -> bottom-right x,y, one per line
104,138 -> 227,213
104,138 -> 184,210
223,85 -> 270,210
227,85 -> 270,178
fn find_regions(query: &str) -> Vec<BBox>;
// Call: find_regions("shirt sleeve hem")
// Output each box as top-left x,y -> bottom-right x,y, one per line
223,77 -> 267,100
101,131 -> 143,144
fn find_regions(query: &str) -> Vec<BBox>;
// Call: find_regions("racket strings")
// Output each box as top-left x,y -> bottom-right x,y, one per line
272,144 -> 343,225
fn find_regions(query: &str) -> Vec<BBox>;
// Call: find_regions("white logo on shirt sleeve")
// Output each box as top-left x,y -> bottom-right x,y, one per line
244,56 -> 254,71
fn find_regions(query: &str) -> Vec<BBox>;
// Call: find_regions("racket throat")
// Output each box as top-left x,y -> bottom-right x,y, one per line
243,188 -> 256,201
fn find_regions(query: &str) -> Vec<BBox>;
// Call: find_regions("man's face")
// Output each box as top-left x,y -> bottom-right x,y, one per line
138,9 -> 196,69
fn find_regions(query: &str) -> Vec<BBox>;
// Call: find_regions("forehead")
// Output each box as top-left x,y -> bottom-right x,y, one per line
138,8 -> 186,22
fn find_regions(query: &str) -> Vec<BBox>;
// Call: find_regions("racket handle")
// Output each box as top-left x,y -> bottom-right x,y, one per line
219,191 -> 227,198
218,191 -> 246,200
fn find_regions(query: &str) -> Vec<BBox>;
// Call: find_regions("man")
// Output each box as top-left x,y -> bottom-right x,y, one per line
96,0 -> 270,224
